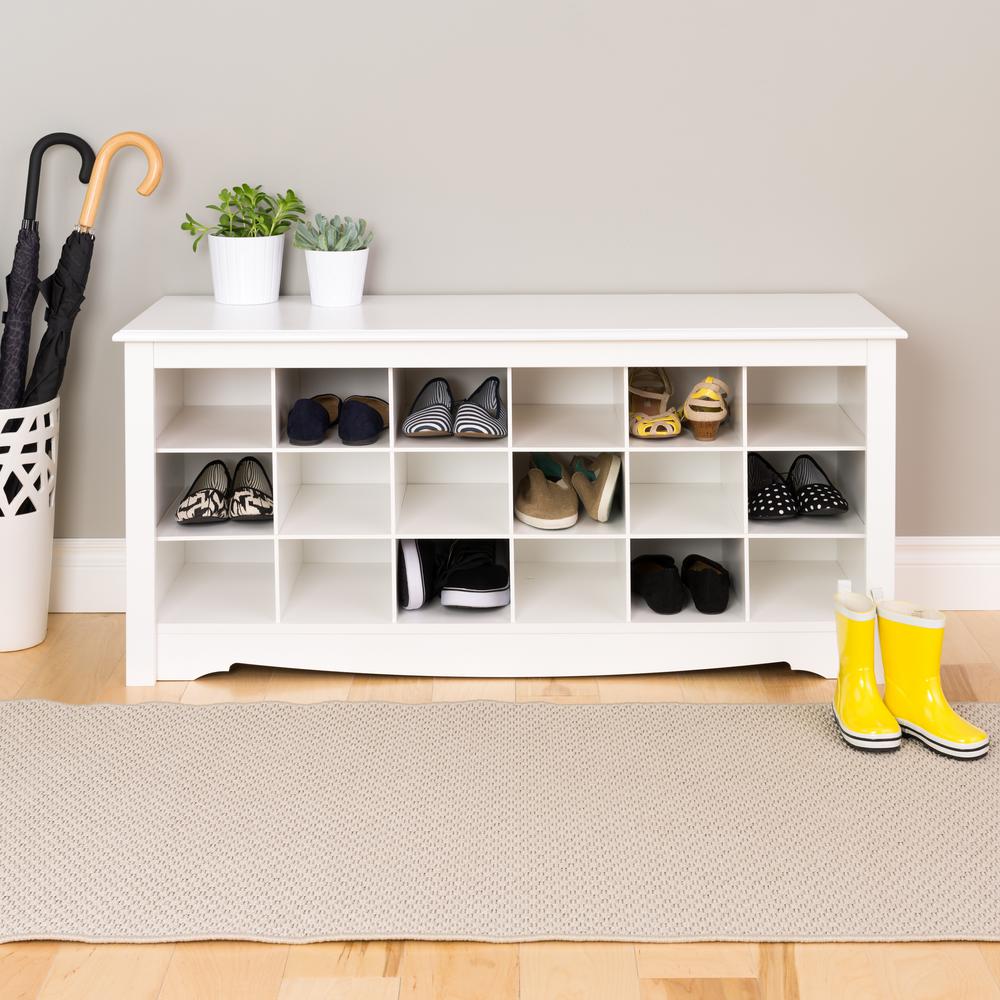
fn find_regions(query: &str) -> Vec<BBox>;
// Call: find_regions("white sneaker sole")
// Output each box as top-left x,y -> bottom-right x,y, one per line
440,586 -> 511,608
897,718 -> 990,759
398,539 -> 426,611
514,508 -> 579,530
833,708 -> 901,752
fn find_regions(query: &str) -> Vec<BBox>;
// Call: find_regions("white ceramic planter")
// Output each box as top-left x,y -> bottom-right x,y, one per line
0,397 -> 59,651
208,234 -> 284,305
304,248 -> 369,307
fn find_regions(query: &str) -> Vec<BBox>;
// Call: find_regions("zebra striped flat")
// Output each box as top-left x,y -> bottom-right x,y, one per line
229,456 -> 274,521
454,376 -> 507,439
402,377 -> 454,437
176,460 -> 231,524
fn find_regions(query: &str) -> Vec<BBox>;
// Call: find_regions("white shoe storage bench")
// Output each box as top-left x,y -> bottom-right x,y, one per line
114,294 -> 904,685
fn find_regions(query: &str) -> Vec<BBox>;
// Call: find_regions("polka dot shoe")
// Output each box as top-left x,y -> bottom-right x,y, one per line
787,454 -> 849,516
748,452 -> 798,520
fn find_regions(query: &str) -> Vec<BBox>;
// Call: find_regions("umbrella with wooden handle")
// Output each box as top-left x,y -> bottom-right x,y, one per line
22,132 -> 163,407
0,133 -> 95,409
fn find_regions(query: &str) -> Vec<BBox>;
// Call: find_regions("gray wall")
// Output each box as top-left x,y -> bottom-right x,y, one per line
1,0 -> 997,538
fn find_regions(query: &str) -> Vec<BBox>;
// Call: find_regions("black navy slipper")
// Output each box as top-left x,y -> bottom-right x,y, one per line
681,554 -> 731,614
631,554 -> 686,614
339,395 -> 389,446
287,394 -> 341,446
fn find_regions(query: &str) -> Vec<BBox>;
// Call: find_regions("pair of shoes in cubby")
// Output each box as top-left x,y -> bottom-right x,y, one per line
748,453 -> 849,520
176,457 -> 273,524
402,376 -> 506,439
287,393 -> 389,446
632,554 -> 731,614
398,539 -> 510,610
628,368 -> 730,441
514,453 -> 621,529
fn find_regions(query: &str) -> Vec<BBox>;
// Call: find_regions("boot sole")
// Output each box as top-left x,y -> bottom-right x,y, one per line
834,710 -> 901,752
898,719 -> 990,759
440,585 -> 511,609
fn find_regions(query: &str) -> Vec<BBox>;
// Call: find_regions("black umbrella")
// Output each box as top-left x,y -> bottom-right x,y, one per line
0,134 -> 94,409
21,131 -> 163,407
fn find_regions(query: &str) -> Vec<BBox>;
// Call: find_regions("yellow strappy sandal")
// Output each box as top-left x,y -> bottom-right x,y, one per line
629,367 -> 682,439
682,376 -> 731,441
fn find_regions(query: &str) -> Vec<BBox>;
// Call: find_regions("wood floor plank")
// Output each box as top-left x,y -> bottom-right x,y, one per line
864,942 -> 1000,1000
941,613 -> 992,666
348,676 -> 433,703
0,941 -> 58,1000
636,944 -> 759,980
519,942 -> 639,1000
283,942 -> 402,980
36,943 -> 173,1000
158,942 -> 289,1000
980,943 -> 1000,990
263,668 -> 355,703
793,944 -> 886,1000
515,677 -> 601,703
756,666 -> 834,705
278,977 -> 399,1000
397,940 -> 517,999
597,673 -> 687,703
14,614 -> 123,703
677,667 -> 771,704
432,677 -> 516,701
640,979 -> 761,999
757,943 -> 799,1000
179,666 -> 274,704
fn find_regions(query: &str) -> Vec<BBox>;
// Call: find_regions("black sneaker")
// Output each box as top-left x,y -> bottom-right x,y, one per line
397,539 -> 443,611
438,540 -> 510,609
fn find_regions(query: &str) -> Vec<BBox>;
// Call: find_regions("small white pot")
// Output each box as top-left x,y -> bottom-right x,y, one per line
304,248 -> 369,307
208,234 -> 284,305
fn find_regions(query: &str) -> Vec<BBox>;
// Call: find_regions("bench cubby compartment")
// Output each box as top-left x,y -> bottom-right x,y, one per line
275,368 -> 390,449
275,450 -> 390,538
627,365 -> 744,450
156,368 -> 272,452
747,366 -> 865,451
629,537 -> 746,624
394,451 -> 510,538
512,367 -> 625,451
157,539 -> 275,626
278,539 -> 392,625
514,538 -> 627,623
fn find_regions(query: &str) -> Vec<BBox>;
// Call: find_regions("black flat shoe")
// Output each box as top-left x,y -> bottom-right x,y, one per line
631,554 -> 686,614
748,452 -> 798,520
681,554 -> 731,614
287,394 -> 341,446
339,395 -> 389,446
176,460 -> 230,524
787,454 -> 849,516
229,457 -> 273,521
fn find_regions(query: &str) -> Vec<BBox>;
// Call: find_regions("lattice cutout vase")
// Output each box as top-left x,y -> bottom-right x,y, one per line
0,397 -> 59,651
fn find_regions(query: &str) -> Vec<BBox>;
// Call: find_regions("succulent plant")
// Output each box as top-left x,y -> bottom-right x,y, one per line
182,185 -> 305,251
293,214 -> 374,252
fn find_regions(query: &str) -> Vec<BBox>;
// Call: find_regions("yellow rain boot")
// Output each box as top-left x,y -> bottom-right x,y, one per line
833,592 -> 901,751
877,600 -> 989,759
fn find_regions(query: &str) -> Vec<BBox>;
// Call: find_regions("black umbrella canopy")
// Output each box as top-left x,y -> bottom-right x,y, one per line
0,227 -> 39,408
0,134 -> 94,410
21,231 -> 94,408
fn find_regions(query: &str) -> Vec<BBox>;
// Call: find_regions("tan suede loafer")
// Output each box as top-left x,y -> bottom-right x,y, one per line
514,454 -> 579,530
570,453 -> 622,523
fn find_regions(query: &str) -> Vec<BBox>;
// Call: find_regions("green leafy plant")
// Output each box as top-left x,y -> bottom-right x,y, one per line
181,185 -> 306,251
293,214 -> 374,252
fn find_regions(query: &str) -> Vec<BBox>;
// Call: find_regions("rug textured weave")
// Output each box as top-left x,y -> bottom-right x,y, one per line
2,699 -> 998,943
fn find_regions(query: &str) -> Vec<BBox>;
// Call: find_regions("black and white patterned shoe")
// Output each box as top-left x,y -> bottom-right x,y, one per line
402,378 -> 454,437
176,460 -> 230,524
748,452 -> 798,520
454,376 -> 507,439
438,540 -> 510,609
229,457 -> 274,521
787,454 -> 849,516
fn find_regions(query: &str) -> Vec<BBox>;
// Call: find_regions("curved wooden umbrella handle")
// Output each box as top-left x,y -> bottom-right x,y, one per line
78,131 -> 164,232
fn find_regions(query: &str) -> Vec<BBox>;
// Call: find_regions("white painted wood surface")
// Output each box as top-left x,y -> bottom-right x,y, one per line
114,294 -> 904,685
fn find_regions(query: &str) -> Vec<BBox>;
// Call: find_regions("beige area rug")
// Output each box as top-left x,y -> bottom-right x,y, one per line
2,699 -> 998,944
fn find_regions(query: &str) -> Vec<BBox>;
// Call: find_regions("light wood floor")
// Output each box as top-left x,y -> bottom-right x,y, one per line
4,612 -> 1000,1000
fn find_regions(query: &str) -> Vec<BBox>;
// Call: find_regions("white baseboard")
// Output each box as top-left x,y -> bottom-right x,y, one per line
50,539 -> 126,613
49,536 -> 1000,614
895,537 -> 1000,611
